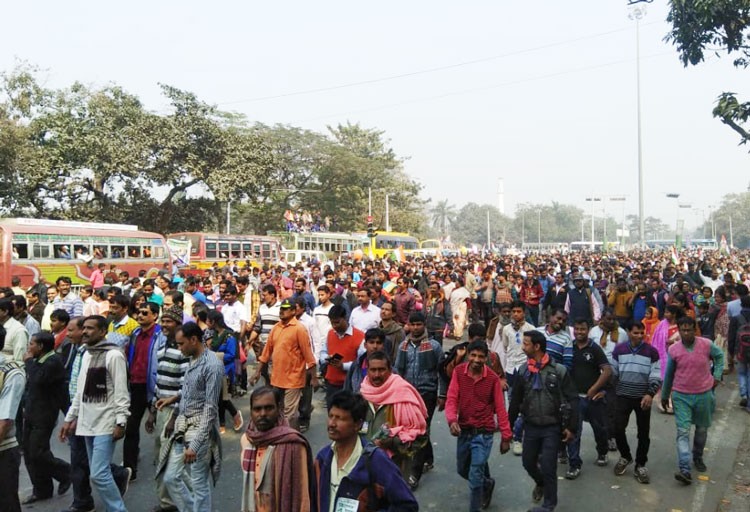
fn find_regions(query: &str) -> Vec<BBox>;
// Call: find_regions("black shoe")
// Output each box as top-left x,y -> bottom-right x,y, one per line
693,457 -> 707,472
565,467 -> 581,480
674,471 -> 693,485
61,507 -> 96,512
740,398 -> 748,408
299,423 -> 309,433
608,438 -> 618,452
423,462 -> 434,473
532,483 -> 544,503
481,477 -> 495,509
129,468 -> 138,482
150,507 -> 179,512
58,479 -> 72,496
116,467 -> 132,497
22,495 -> 50,505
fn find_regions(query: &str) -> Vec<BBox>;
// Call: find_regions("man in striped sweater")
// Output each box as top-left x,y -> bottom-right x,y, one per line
610,321 -> 661,484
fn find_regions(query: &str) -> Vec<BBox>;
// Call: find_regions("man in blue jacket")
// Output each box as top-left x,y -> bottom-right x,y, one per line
315,390 -> 418,512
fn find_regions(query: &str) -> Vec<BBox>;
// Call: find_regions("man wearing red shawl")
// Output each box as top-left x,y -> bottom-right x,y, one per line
359,351 -> 428,489
240,387 -> 315,512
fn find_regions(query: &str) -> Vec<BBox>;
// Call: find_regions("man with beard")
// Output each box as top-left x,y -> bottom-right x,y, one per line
361,351 -> 428,490
393,312 -> 445,485
60,316 -> 130,512
240,387 -> 315,512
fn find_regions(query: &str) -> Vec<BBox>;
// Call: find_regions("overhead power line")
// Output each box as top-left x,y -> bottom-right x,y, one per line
219,21 -> 660,106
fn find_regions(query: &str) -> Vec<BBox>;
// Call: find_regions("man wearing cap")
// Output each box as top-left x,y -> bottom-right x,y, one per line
250,299 -> 319,430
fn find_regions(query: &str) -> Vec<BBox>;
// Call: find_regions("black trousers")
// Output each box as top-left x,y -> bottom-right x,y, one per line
0,446 -> 21,512
298,373 -> 313,426
479,302 -> 494,331
23,420 -> 70,498
614,395 -> 651,467
124,383 -> 148,471
410,391 -> 437,481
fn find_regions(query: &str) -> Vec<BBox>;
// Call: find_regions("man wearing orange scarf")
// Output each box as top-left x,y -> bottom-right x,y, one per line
359,351 -> 427,489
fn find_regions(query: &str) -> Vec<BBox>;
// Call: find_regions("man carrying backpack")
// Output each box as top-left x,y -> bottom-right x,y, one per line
728,294 -> 750,413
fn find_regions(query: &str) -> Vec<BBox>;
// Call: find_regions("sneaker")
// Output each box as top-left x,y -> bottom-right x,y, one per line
62,507 -> 96,512
407,475 -> 419,491
299,423 -> 309,433
481,477 -> 495,509
565,467 -> 581,480
558,451 -> 568,465
674,471 -> 692,485
608,439 -> 618,452
512,440 -> 523,456
614,457 -> 632,476
127,468 -> 136,482
423,462 -> 434,473
58,478 -> 72,496
532,483 -> 544,503
740,397 -> 748,408
634,465 -> 650,484
693,457 -> 707,472
233,410 -> 244,432
219,426 -> 226,435
596,453 -> 608,466
116,467 -> 132,497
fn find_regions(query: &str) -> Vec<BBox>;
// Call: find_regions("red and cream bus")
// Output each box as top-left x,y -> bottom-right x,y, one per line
167,232 -> 282,269
0,218 -> 170,287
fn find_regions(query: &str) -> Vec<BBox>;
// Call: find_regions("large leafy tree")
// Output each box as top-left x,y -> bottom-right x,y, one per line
666,1 -> 750,146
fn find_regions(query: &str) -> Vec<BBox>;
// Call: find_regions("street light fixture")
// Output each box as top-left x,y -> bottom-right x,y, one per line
585,196 -> 602,250
629,4 -> 647,247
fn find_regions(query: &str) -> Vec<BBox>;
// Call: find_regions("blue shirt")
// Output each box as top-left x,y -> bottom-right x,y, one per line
192,291 -> 207,304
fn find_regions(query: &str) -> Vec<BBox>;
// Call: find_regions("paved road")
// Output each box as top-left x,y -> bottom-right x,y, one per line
18,367 -> 749,512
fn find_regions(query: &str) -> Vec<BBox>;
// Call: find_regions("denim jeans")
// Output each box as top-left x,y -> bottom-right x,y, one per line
567,397 -> 609,469
456,432 -> 493,512
163,441 -> 211,512
84,435 -> 127,512
506,372 -> 524,441
522,424 -> 560,511
738,361 -> 750,408
677,426 -> 707,474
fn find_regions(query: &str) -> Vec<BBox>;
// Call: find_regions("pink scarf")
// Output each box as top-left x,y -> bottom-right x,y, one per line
360,373 -> 427,443
651,319 -> 670,379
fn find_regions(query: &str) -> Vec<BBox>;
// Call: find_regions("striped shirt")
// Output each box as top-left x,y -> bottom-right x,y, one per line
253,302 -> 280,342
69,346 -> 86,400
535,326 -> 573,370
177,349 -> 224,453
53,292 -> 84,317
611,341 -> 661,398
154,336 -> 189,409
0,355 -> 25,452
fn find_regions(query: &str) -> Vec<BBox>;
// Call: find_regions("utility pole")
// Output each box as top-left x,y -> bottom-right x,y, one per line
629,5 -> 646,248
226,201 -> 231,234
368,187 -> 372,217
522,210 -> 525,245
385,194 -> 390,232
487,209 -> 491,249
537,210 -> 541,244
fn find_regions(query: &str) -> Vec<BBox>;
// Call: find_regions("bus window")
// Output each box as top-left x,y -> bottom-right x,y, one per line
206,242 -> 217,258
110,245 -> 125,258
242,243 -> 252,257
53,244 -> 73,259
219,242 -> 229,258
93,245 -> 108,259
253,244 -> 261,258
12,244 -> 28,259
127,246 -> 142,258
73,244 -> 91,259
150,246 -> 164,259
231,243 -> 241,258
262,243 -> 271,259
33,244 -> 51,259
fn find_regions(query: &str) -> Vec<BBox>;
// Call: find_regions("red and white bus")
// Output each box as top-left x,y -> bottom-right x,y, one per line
167,232 -> 281,269
0,218 -> 171,288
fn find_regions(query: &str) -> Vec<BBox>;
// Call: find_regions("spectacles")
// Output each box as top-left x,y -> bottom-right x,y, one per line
138,310 -> 151,316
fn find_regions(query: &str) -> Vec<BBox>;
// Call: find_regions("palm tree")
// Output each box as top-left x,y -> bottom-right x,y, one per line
430,199 -> 457,236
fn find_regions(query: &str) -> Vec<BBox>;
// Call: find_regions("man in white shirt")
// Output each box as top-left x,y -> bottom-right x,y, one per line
60,315 -> 130,512
295,296 -> 321,432
221,285 -> 248,341
349,288 -> 381,334
493,300 -> 535,455
0,299 -> 29,364
314,285 -> 334,346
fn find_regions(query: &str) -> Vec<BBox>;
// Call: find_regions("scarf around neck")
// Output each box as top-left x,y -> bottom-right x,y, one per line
527,353 -> 550,390
82,341 -> 119,403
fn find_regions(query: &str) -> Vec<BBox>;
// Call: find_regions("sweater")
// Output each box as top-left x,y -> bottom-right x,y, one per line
611,341 -> 661,398
324,328 -> 364,386
662,337 -> 724,396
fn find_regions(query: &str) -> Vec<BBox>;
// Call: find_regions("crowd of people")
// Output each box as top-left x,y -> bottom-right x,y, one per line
0,244 -> 747,512
283,209 -> 339,233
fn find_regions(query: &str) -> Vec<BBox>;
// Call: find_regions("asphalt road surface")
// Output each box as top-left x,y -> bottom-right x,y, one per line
18,366 -> 749,512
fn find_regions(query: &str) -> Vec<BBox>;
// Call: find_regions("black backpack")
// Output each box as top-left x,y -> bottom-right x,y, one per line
736,313 -> 750,362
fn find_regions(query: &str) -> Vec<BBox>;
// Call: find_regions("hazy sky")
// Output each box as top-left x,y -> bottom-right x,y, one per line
3,1 -> 749,232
